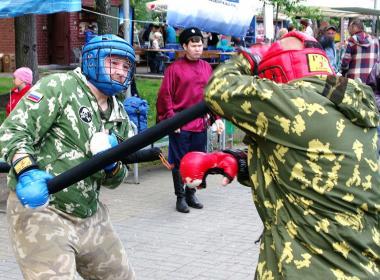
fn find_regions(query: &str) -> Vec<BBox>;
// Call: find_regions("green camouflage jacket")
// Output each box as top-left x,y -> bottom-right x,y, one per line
205,55 -> 380,279
0,68 -> 132,218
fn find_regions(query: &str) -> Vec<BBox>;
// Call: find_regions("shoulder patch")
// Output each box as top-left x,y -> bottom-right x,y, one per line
26,91 -> 44,103
79,106 -> 93,123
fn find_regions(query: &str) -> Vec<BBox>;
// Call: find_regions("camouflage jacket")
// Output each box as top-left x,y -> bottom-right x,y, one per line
205,55 -> 380,279
0,68 -> 132,218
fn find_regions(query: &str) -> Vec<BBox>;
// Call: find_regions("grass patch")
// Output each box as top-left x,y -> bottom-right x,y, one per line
0,76 -> 162,126
135,78 -> 162,127
0,77 -> 12,94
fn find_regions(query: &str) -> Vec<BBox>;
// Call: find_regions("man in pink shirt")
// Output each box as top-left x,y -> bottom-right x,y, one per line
156,27 -> 224,213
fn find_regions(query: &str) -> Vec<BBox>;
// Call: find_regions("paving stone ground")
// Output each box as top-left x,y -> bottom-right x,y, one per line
0,165 -> 263,280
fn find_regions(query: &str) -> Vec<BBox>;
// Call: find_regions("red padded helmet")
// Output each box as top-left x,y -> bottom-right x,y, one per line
258,31 -> 334,83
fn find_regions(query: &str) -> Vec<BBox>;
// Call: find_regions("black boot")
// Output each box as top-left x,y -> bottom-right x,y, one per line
185,187 -> 203,209
172,169 -> 189,213
176,197 -> 189,213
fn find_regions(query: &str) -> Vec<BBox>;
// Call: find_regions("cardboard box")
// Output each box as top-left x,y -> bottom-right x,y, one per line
0,53 -> 3,72
3,54 -> 16,73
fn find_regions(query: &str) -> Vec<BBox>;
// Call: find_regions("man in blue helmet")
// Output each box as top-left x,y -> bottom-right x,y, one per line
0,34 -> 136,279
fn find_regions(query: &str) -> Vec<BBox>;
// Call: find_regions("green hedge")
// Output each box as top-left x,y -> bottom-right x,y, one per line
0,77 -> 162,127
0,77 -> 12,94
135,78 -> 162,127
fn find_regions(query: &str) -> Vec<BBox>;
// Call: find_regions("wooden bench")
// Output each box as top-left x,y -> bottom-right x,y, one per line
134,48 -> 226,72
173,50 -> 221,68
134,48 -> 148,67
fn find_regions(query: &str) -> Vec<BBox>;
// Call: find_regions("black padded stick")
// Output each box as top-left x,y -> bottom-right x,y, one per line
47,101 -> 209,194
122,147 -> 162,164
0,147 -> 162,172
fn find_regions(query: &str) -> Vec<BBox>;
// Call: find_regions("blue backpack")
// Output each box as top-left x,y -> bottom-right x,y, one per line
123,96 -> 149,133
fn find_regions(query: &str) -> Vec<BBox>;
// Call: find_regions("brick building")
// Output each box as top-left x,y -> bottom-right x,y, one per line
0,0 -> 122,67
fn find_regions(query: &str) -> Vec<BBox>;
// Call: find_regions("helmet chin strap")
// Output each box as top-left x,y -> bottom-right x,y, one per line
87,81 -> 109,105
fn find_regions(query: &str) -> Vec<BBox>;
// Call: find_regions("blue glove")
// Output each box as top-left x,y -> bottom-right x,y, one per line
90,132 -> 120,173
104,133 -> 118,172
16,169 -> 53,209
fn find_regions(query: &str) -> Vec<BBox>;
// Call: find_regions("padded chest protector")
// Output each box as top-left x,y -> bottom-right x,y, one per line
258,31 -> 334,83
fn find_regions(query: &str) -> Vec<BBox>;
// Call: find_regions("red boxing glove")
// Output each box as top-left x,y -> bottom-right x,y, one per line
238,43 -> 270,75
180,152 -> 238,189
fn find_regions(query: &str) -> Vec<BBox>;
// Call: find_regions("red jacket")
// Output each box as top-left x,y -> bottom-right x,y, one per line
6,84 -> 31,116
156,57 -> 213,132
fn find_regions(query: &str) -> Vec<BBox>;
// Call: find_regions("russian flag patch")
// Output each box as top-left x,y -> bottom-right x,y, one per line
26,91 -> 44,103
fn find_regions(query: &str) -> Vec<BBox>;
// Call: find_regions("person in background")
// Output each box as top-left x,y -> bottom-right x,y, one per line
316,21 -> 329,39
165,24 -> 177,45
277,27 -> 288,40
0,34 -> 136,279
207,32 -> 219,50
367,61 -> 380,110
150,31 -> 169,74
149,24 -> 163,48
366,60 -> 380,155
181,31 -> 380,279
231,36 -> 245,47
156,27 -> 224,213
287,24 -> 296,32
84,23 -> 97,44
341,19 -> 379,82
147,25 -> 164,73
318,25 -> 338,72
142,23 -> 153,46
151,32 -> 163,50
217,36 -> 234,52
201,31 -> 209,49
300,19 -> 314,37
6,67 -> 33,117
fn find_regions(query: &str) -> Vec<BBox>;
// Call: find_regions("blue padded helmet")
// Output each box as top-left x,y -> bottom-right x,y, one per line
82,34 -> 135,96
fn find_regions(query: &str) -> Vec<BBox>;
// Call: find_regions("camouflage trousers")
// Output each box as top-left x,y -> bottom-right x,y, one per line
7,191 -> 135,280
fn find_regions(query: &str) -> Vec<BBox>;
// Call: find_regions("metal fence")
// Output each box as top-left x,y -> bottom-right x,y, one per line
0,173 -> 8,213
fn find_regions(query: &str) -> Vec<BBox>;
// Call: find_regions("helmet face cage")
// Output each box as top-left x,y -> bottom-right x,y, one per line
97,49 -> 134,87
82,34 -> 136,96
103,54 -> 133,85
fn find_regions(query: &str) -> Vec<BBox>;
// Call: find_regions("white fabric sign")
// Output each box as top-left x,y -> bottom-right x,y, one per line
167,0 -> 258,37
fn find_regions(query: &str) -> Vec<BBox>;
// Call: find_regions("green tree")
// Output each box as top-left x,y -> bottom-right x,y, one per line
262,0 -> 322,26
291,5 -> 322,21
262,0 -> 301,23
134,0 -> 152,23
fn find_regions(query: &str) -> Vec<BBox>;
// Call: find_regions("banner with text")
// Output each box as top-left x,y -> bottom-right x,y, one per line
167,0 -> 258,37
0,0 -> 81,18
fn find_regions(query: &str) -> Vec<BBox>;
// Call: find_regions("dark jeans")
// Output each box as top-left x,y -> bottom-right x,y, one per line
147,51 -> 169,74
168,130 -> 207,169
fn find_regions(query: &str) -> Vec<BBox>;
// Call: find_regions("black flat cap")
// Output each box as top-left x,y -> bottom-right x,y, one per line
179,27 -> 203,45
325,25 -> 337,32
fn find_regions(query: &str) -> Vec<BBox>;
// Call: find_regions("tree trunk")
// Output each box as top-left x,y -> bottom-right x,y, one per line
275,3 -> 279,39
275,4 -> 279,24
14,15 -> 39,83
95,0 -> 112,35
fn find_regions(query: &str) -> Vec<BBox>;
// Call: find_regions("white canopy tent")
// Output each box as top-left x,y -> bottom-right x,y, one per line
300,0 -> 380,40
300,0 -> 376,9
300,0 -> 379,17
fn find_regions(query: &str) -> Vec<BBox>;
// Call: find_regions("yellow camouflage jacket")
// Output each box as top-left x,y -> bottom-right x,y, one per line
205,54 -> 380,279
